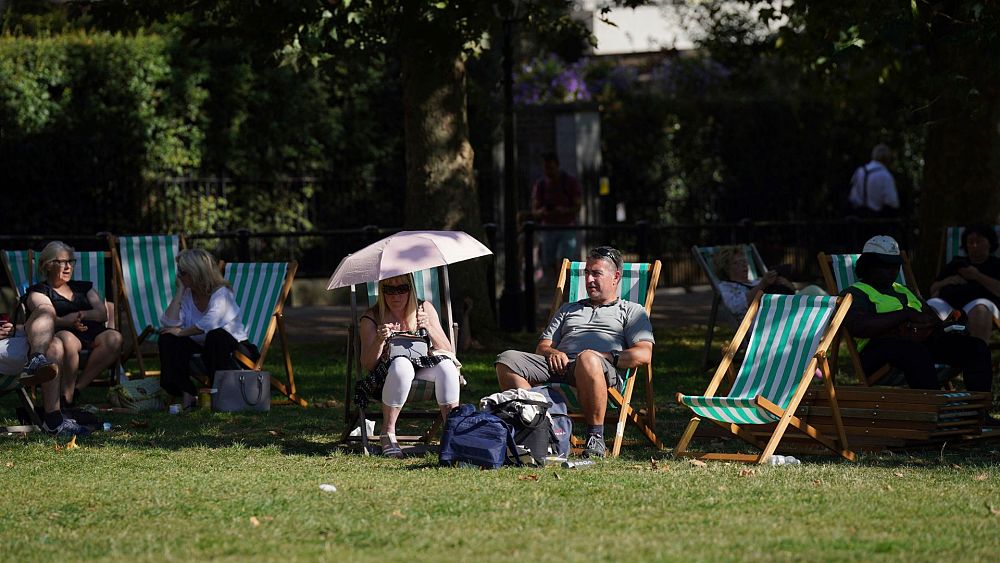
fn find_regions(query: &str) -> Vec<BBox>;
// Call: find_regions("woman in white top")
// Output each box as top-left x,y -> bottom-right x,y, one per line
158,249 -> 256,409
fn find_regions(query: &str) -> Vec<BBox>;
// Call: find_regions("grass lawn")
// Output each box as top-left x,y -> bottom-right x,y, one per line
2,326 -> 999,561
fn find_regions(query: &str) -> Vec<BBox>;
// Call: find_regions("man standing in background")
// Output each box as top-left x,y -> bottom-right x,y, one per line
532,152 -> 582,278
848,143 -> 900,217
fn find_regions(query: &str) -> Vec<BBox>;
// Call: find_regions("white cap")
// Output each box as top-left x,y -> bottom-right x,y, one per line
862,235 -> 903,264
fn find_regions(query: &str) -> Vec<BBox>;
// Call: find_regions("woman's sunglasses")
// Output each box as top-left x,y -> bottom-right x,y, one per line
381,283 -> 411,296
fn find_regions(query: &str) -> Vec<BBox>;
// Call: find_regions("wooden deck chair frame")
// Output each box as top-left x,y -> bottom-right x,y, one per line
674,293 -> 856,464
341,265 -> 460,449
107,234 -> 186,378
937,225 -> 1000,336
224,261 -> 305,407
547,258 -> 663,458
690,244 -> 767,370
1,374 -> 43,434
817,251 -> 922,386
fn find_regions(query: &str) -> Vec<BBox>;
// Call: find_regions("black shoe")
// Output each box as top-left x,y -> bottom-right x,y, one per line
65,407 -> 98,426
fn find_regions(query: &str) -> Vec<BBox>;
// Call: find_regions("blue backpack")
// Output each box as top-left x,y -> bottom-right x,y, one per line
439,404 -> 520,469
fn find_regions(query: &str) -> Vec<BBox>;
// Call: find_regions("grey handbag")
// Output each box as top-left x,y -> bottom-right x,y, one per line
212,370 -> 271,412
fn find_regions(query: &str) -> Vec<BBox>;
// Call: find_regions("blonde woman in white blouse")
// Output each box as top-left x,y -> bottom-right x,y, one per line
158,249 -> 256,409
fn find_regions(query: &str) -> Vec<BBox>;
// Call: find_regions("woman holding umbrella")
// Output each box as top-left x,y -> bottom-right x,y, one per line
359,273 -> 460,458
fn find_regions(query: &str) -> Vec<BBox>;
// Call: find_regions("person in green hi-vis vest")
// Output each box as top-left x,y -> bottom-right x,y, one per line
840,236 -> 994,398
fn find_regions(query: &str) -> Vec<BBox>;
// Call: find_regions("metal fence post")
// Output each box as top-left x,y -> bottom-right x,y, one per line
236,229 -> 251,261
483,223 -> 498,322
637,220 -> 650,263
523,221 -> 536,332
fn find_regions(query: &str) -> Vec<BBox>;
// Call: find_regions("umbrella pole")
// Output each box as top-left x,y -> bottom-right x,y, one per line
442,264 -> 456,346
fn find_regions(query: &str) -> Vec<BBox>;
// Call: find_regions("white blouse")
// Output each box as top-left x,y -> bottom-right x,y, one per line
160,286 -> 249,344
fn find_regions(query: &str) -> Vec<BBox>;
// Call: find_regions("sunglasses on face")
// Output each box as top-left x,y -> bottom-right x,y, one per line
381,283 -> 411,296
51,259 -> 77,268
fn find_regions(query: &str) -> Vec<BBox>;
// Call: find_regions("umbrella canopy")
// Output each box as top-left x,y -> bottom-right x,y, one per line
326,230 -> 492,290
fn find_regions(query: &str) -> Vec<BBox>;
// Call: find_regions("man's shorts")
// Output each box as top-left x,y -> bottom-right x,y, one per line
495,350 -> 620,390
0,336 -> 29,376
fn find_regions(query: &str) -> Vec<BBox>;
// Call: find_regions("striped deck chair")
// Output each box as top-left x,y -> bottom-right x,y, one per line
545,258 -> 663,458
817,251 -> 919,386
941,225 -> 1000,266
938,225 -> 1000,337
108,234 -> 183,377
691,244 -> 767,369
2,250 -> 36,317
342,266 -> 460,446
674,294 -> 856,464
71,250 -> 121,386
224,262 -> 305,407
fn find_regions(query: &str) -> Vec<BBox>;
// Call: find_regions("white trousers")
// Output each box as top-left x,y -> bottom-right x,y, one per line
381,357 -> 460,407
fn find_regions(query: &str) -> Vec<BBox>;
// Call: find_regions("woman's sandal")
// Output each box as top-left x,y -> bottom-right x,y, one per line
380,438 -> 404,459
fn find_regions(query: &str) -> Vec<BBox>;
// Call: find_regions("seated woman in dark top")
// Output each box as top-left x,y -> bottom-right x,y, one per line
927,224 -> 1000,344
24,241 -> 123,409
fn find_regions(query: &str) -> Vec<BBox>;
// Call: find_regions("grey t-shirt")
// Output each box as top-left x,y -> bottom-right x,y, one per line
541,299 -> 655,360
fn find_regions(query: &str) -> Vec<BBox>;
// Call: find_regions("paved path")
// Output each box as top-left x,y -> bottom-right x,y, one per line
282,286 -> 716,343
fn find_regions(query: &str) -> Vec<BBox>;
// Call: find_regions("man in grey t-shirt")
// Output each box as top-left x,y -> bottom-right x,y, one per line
495,246 -> 655,458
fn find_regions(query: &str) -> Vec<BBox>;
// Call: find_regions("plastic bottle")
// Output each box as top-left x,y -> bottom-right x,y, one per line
102,422 -> 112,432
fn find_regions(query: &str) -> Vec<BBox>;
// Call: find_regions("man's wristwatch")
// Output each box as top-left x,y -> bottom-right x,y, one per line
610,350 -> 621,368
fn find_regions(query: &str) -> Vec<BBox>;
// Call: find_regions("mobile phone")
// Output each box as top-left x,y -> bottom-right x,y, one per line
0,313 -> 9,324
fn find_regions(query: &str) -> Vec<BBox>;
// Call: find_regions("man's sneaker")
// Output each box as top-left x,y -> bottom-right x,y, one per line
19,353 -> 58,387
582,434 -> 606,458
42,416 -> 91,437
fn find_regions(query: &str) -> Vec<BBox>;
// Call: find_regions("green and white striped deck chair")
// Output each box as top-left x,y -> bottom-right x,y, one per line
342,265 -> 461,446
941,225 -> 1000,265
817,251 -> 918,386
675,294 -> 856,464
73,251 -> 110,301
70,250 -> 122,385
2,250 -> 35,316
109,234 -> 182,377
545,258 -> 663,458
224,261 -> 305,407
691,244 -> 768,369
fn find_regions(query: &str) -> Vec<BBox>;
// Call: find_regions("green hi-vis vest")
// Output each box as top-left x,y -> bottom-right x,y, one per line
851,281 -> 923,352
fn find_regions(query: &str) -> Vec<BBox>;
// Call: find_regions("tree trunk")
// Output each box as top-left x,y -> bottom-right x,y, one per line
400,29 -> 496,335
913,100 -> 1000,289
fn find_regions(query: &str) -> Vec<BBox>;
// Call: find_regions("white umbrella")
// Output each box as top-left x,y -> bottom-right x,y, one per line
326,230 -> 493,290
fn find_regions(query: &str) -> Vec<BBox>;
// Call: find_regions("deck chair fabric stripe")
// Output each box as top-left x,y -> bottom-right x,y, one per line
118,235 -> 179,341
565,262 -> 650,305
3,250 -> 35,297
944,225 -> 1000,264
829,254 -> 905,291
225,262 -> 287,351
679,295 -> 836,424
74,251 -> 107,299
